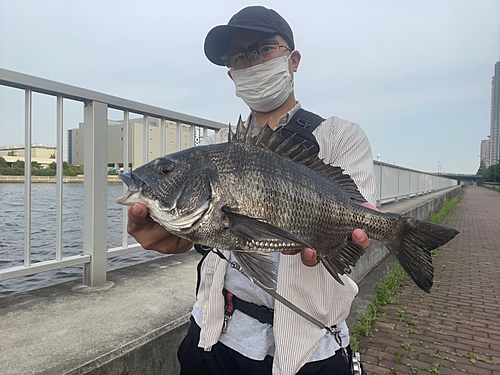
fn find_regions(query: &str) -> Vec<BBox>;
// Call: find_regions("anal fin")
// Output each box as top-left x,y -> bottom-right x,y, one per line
319,241 -> 366,285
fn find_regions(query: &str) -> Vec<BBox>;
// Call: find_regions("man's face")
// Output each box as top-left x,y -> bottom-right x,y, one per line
225,30 -> 300,73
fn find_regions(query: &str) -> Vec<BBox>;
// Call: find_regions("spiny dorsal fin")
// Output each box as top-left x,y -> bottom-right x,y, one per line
234,115 -> 244,142
230,117 -> 367,203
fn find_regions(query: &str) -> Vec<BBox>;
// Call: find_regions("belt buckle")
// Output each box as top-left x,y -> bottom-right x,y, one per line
222,313 -> 232,334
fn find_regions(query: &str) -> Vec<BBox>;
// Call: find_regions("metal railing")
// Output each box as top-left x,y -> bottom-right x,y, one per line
0,68 -> 227,286
374,161 -> 457,207
0,68 -> 458,288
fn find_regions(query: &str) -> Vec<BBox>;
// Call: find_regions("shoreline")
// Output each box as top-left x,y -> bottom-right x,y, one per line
0,177 -> 122,183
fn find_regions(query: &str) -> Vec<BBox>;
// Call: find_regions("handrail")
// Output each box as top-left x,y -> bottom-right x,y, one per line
0,68 -> 227,131
0,68 -> 458,289
0,68 -> 227,286
373,161 -> 457,207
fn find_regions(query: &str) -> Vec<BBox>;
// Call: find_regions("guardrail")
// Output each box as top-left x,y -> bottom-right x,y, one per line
373,161 -> 457,207
0,68 -> 458,289
0,68 -> 227,287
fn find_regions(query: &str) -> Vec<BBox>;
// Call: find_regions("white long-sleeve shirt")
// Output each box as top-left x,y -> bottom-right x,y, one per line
193,102 -> 376,375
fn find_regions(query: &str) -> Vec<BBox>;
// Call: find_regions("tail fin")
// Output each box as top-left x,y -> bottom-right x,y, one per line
381,215 -> 459,292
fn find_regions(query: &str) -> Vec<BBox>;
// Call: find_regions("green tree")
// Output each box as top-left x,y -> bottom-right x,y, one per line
49,162 -> 57,170
31,161 -> 40,169
482,160 -> 500,182
13,160 -> 24,169
0,168 -> 23,176
50,153 -> 56,159
7,150 -> 15,156
34,168 -> 56,176
0,157 -> 8,168
477,160 -> 487,175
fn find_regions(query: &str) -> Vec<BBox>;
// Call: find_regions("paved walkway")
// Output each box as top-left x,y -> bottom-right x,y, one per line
359,186 -> 500,375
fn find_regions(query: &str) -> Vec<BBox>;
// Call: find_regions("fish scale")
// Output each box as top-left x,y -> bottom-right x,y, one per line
117,116 -> 459,292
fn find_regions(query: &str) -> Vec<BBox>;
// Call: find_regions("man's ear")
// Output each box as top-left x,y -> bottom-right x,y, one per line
290,50 -> 301,72
227,70 -> 233,81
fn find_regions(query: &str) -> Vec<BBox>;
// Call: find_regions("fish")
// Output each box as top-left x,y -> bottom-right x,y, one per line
116,116 -> 459,292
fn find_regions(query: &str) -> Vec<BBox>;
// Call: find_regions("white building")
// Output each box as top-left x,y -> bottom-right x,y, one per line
0,144 -> 57,167
480,137 -> 490,169
490,61 -> 500,166
67,118 -> 202,170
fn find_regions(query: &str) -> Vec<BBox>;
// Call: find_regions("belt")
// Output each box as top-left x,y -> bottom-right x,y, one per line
223,288 -> 274,326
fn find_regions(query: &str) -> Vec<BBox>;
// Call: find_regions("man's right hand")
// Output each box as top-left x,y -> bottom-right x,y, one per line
127,203 -> 193,254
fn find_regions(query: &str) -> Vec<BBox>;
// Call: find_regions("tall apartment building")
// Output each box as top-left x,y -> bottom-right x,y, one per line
67,118 -> 199,170
490,61 -> 500,166
480,137 -> 490,168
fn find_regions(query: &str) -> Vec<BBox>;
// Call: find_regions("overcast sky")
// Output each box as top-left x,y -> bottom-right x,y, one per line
1,0 -> 499,174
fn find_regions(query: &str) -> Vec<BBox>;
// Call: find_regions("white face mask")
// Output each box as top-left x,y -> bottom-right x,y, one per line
231,55 -> 294,113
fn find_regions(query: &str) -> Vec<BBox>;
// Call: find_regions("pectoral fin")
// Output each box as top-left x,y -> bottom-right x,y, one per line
319,241 -> 366,285
221,205 -> 311,249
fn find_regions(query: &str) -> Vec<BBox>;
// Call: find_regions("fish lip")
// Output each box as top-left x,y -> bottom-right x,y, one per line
119,172 -> 140,188
116,172 -> 146,205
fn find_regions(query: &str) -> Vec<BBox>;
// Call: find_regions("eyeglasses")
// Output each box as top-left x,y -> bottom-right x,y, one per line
222,39 -> 293,70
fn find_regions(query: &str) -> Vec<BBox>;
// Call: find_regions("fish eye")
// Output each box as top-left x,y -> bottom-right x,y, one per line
157,163 -> 174,175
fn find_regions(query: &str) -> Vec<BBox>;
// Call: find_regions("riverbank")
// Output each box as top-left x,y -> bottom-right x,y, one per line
0,176 -> 123,183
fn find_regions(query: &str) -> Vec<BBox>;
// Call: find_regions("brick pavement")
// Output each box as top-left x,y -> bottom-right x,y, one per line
358,186 -> 500,375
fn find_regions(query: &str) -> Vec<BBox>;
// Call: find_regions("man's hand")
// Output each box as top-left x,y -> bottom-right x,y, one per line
127,203 -> 193,254
283,202 -> 378,267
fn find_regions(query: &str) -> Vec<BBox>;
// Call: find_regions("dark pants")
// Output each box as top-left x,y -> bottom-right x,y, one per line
178,317 -> 353,375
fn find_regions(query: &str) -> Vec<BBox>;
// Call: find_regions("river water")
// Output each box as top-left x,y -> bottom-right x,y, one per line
0,183 -> 166,298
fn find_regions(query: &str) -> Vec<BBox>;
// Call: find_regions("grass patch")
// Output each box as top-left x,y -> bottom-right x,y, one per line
482,185 -> 500,193
349,263 -> 409,352
428,187 -> 465,225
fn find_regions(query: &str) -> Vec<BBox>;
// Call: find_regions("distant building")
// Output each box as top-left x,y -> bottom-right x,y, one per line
490,61 -> 500,166
0,144 -> 57,167
67,118 -> 200,170
480,138 -> 490,169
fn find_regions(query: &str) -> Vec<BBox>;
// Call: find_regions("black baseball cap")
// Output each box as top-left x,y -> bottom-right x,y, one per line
204,6 -> 294,66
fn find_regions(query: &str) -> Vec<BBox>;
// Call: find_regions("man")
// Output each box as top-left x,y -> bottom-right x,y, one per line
128,6 -> 376,375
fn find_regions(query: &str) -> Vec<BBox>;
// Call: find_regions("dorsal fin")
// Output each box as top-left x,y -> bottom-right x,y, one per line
229,117 -> 367,203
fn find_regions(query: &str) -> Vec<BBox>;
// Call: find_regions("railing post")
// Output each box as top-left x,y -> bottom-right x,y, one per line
376,163 -> 382,208
122,111 -> 129,249
395,168 -> 400,202
83,101 -> 108,287
24,90 -> 32,267
143,115 -> 149,163
56,96 -> 64,260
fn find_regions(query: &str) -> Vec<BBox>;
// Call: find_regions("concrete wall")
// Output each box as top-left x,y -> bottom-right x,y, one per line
73,186 -> 462,375
66,315 -> 191,375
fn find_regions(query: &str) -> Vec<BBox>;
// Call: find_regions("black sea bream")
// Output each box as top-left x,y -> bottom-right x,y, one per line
117,117 -> 459,292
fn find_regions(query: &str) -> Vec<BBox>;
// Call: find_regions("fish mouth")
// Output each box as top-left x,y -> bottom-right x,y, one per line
116,172 -> 146,205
